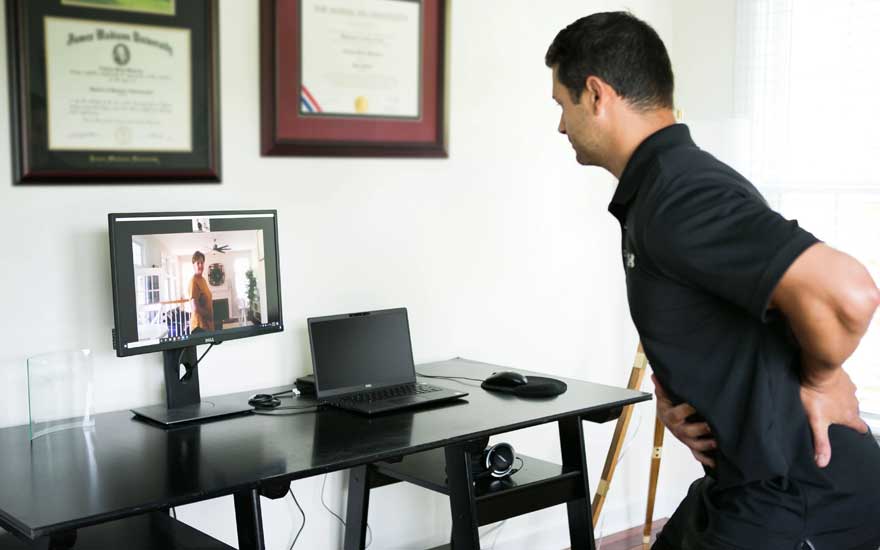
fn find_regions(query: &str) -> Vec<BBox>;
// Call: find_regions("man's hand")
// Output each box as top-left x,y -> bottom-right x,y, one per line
800,366 -> 868,468
652,375 -> 717,468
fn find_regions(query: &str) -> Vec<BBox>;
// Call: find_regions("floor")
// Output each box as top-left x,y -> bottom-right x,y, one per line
566,518 -> 668,550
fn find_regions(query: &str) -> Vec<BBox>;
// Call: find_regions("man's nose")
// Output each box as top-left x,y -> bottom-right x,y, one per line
558,118 -> 566,134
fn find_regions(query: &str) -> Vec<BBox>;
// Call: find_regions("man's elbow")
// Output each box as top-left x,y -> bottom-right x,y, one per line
839,269 -> 880,336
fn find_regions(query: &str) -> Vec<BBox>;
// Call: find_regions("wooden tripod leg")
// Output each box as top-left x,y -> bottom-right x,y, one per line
643,415 -> 666,548
591,343 -> 649,528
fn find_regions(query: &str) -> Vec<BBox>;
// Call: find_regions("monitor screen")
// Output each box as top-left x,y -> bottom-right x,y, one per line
109,210 -> 284,356
308,308 -> 416,398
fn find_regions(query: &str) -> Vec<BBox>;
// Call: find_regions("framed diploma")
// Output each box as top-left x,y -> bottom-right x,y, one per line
260,0 -> 449,157
6,0 -> 221,183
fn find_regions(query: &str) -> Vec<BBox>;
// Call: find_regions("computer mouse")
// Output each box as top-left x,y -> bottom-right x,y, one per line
485,371 -> 529,387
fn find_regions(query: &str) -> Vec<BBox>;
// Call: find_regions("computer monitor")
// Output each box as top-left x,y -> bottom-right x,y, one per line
108,210 -> 284,425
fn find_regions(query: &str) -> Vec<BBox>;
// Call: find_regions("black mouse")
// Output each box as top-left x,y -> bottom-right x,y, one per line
484,371 -> 529,387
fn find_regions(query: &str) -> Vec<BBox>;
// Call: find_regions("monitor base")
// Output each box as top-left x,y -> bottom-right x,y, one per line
132,399 -> 251,427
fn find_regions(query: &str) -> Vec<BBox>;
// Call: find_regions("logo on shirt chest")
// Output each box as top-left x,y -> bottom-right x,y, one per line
623,248 -> 636,269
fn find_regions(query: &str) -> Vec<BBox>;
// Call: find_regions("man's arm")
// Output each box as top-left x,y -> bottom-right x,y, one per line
653,375 -> 717,468
770,243 -> 879,369
655,243 -> 879,469
769,242 -> 880,467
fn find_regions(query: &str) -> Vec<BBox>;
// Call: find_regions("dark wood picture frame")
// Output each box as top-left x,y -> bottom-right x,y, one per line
260,0 -> 449,158
6,0 -> 222,184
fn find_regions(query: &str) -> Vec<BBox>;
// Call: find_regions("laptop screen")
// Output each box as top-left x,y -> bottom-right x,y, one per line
308,308 -> 416,399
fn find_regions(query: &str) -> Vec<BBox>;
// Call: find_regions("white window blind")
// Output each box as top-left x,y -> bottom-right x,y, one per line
734,0 -> 880,414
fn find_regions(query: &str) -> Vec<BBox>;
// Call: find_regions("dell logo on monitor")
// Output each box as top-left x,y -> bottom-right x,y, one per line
365,384 -> 373,388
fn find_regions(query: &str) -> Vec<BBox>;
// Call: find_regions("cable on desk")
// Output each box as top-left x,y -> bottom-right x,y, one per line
321,474 -> 372,548
252,406 -> 318,416
249,391 -> 319,414
288,489 -> 305,549
416,373 -> 485,383
170,507 -> 177,520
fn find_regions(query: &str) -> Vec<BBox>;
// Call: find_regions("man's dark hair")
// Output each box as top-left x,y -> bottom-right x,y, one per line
192,251 -> 205,264
545,12 -> 674,110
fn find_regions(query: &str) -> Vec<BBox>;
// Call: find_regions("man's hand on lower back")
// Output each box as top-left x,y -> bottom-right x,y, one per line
800,366 -> 868,468
653,375 -> 718,468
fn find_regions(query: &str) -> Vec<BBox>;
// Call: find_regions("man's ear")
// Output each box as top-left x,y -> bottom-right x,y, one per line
584,75 -> 608,113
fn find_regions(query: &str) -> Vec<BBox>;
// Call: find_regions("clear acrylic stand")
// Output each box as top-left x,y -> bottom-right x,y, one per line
26,349 -> 95,440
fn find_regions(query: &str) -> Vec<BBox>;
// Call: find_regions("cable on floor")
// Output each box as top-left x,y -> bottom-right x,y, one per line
288,489 -> 305,549
321,474 -> 372,548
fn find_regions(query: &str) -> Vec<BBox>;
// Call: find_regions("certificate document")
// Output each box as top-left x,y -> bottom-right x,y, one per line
44,17 -> 191,152
300,0 -> 421,118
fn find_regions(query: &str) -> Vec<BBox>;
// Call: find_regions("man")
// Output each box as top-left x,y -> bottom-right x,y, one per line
545,12 -> 880,550
189,251 -> 214,333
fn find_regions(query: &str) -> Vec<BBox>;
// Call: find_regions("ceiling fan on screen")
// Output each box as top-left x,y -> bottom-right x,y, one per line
211,239 -> 230,254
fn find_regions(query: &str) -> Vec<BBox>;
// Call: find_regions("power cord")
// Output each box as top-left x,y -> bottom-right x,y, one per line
249,390 -> 320,415
509,456 -> 525,476
321,474 -> 372,549
450,520 -> 506,549
416,373 -> 485,383
253,407 -> 318,416
170,507 -> 177,520
487,520 -> 506,549
288,489 -> 305,549
179,343 -> 216,369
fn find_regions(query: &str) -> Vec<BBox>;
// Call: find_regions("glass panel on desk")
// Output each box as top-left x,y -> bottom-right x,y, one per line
26,349 -> 95,441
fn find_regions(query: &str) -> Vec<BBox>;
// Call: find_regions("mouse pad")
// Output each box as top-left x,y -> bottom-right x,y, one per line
481,376 -> 567,397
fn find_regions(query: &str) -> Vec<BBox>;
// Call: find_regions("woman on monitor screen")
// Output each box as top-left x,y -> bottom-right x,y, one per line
189,251 -> 214,333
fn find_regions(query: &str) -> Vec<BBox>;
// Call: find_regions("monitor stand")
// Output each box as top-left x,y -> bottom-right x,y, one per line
131,346 -> 252,427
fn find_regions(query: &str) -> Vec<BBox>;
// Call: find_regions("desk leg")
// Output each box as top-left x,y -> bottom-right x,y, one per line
48,530 -> 77,549
445,443 -> 480,550
234,488 -> 266,550
344,465 -> 371,550
559,416 -> 596,550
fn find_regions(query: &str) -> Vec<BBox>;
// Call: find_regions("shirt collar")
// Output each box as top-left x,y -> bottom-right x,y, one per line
608,123 -> 695,223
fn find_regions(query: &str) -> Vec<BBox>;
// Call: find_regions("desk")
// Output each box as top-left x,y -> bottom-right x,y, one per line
0,358 -> 650,550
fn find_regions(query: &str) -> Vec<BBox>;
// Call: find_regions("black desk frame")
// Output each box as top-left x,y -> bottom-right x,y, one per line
343,410 -> 621,550
0,359 -> 646,550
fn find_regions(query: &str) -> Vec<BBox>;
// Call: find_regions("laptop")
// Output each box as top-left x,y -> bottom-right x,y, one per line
307,308 -> 468,415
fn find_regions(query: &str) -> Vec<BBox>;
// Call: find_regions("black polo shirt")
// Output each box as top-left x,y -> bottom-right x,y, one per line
610,124 -> 880,549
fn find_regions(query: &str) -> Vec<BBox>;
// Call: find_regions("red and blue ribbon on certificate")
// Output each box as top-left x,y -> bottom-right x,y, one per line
300,85 -> 323,114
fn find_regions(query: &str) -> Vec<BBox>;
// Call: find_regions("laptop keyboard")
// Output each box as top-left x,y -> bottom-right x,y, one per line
336,383 -> 443,404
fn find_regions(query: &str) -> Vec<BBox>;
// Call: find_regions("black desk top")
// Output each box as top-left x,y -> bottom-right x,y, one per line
0,358 -> 650,539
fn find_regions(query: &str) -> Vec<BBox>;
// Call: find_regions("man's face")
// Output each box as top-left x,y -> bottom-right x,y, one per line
193,260 -> 204,276
552,68 -> 604,167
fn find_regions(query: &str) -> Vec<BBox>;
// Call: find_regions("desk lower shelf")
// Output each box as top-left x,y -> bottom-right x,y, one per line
0,512 -> 233,550
374,448 -> 586,526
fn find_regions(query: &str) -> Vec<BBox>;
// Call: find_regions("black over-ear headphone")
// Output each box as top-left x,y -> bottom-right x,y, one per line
472,442 -> 518,479
449,437 -> 523,483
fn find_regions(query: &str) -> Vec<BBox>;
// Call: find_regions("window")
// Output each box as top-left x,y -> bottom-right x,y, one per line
735,0 -> 880,413
145,274 -> 160,305
132,241 -> 144,266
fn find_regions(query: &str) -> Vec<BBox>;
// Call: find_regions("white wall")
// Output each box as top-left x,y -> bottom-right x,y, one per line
0,1 -> 740,548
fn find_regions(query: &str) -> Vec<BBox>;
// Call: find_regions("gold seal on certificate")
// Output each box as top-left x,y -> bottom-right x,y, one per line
300,0 -> 421,118
44,17 -> 192,152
